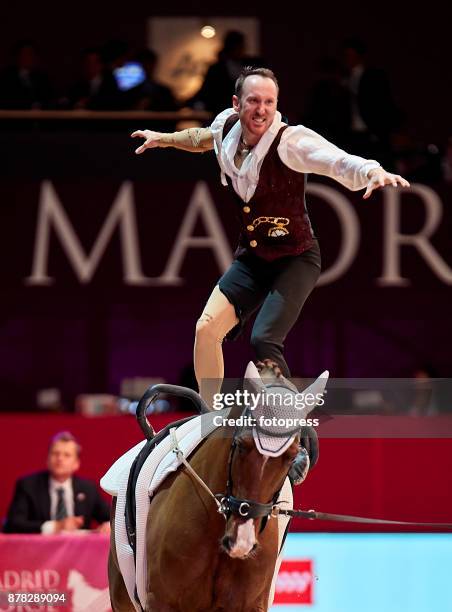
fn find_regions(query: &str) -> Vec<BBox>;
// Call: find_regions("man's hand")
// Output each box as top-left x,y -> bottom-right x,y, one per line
131,130 -> 163,154
55,516 -> 84,533
363,168 -> 410,200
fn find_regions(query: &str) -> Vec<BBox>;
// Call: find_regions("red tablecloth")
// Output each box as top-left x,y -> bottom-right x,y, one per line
0,533 -> 111,611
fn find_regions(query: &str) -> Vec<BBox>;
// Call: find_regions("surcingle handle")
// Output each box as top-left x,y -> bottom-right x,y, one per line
136,384 -> 210,440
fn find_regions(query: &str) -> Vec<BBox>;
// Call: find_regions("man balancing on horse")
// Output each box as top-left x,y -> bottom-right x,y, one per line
132,66 -> 409,482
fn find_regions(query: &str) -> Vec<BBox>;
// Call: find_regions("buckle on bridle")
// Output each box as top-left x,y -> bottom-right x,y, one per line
216,496 -> 228,516
239,502 -> 250,517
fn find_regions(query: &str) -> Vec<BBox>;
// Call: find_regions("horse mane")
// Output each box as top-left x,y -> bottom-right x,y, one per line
255,359 -> 282,380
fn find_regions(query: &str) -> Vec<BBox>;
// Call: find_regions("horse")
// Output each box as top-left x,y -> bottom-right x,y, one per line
108,360 -> 326,612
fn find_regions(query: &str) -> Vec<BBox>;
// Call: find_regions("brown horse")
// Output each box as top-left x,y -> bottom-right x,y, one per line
108,361 -> 321,612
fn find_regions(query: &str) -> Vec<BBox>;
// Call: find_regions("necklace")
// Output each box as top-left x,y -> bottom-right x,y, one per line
238,137 -> 253,156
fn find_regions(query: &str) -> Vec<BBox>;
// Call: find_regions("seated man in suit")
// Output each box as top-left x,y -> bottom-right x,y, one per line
3,431 -> 110,534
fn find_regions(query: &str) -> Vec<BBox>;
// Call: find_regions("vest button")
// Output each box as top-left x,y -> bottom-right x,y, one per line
250,240 -> 257,248
247,225 -> 254,231
243,206 -> 251,213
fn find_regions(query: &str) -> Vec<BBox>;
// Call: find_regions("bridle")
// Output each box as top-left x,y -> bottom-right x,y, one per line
214,380 -> 301,526
214,419 -> 288,526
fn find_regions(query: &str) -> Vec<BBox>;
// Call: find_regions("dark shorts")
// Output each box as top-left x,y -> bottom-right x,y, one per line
218,240 -> 321,340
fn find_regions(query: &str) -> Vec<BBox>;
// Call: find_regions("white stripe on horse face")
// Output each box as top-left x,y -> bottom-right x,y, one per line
228,518 -> 256,558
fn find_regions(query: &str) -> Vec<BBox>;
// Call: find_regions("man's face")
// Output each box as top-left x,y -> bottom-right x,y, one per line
233,75 -> 278,143
47,441 -> 80,481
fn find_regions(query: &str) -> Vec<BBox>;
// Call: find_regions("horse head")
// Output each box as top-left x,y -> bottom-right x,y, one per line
220,361 -> 327,559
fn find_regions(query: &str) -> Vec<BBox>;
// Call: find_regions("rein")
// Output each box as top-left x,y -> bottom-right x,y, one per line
273,508 -> 452,528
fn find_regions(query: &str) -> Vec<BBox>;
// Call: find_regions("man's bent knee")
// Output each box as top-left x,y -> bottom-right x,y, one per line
196,300 -> 237,342
196,312 -> 213,330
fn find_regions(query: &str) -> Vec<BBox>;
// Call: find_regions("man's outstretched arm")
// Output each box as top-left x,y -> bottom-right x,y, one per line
131,127 -> 214,154
279,125 -> 410,198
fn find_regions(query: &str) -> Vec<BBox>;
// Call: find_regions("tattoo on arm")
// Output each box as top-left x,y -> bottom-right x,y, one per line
188,128 -> 203,148
160,128 -> 213,152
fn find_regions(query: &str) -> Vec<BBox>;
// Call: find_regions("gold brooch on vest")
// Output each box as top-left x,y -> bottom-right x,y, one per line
252,216 -> 290,237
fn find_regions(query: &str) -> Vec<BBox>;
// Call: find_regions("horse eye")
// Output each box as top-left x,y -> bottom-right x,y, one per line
285,450 -> 298,463
236,438 -> 250,453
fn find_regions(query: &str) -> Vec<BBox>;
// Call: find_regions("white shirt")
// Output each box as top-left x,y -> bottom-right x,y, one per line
210,108 -> 380,203
41,477 -> 74,534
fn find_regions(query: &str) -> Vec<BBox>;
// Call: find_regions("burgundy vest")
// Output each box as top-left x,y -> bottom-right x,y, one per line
222,115 -> 314,261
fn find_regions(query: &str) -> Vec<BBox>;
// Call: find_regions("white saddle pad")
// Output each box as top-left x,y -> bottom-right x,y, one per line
100,410 -> 226,611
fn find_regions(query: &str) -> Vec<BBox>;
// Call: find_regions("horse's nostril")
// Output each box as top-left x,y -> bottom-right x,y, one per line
222,535 -> 232,550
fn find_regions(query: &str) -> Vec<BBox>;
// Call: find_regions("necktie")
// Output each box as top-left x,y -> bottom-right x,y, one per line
55,487 -> 68,520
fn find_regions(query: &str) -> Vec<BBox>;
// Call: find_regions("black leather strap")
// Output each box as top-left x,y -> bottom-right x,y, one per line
278,508 -> 452,528
218,495 -> 275,520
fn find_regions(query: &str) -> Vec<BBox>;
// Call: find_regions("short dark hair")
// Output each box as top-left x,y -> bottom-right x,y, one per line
49,431 -> 82,457
235,67 -> 279,100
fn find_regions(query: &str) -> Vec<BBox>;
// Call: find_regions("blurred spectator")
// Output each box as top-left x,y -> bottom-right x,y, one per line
409,365 -> 439,416
303,57 -> 351,147
126,48 -> 177,111
0,40 -> 54,109
3,431 -> 110,534
342,37 -> 402,166
441,137 -> 452,182
190,30 -> 247,115
68,47 -> 121,110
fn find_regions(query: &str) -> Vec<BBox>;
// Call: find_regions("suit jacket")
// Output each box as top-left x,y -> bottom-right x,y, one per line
3,471 -> 110,534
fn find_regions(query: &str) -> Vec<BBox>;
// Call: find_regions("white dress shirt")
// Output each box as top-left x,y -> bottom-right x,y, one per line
210,108 -> 380,203
41,477 -> 74,534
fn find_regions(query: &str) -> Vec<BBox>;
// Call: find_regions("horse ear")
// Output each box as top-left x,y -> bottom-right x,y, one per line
243,361 -> 266,397
297,370 -> 329,418
245,361 -> 260,380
